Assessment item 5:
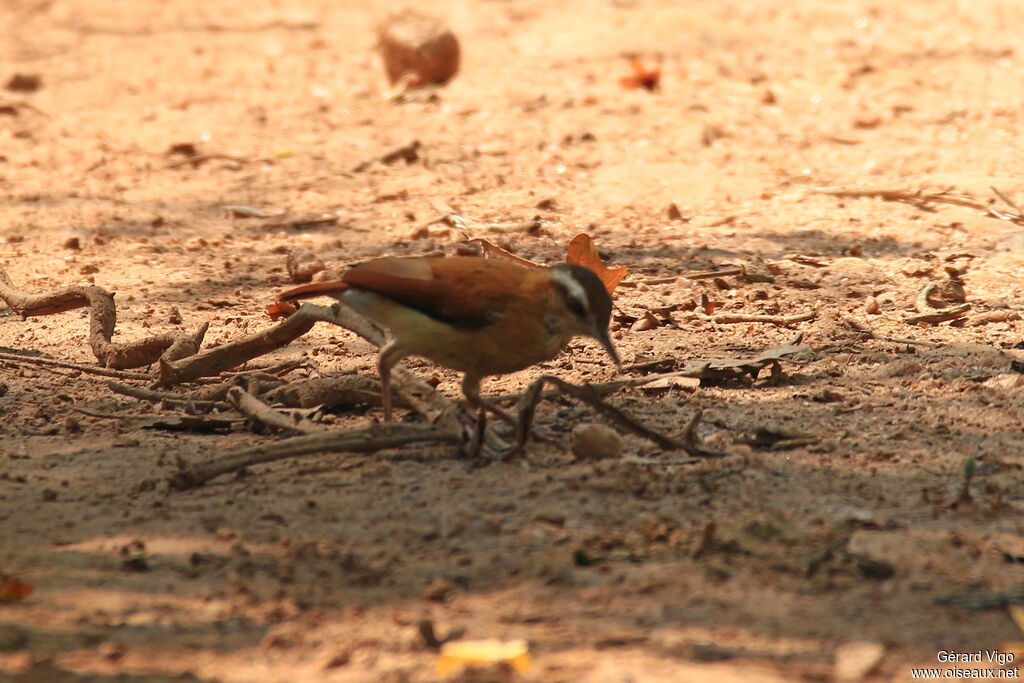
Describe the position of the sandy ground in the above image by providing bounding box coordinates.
[3,0,1024,680]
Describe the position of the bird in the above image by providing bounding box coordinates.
[275,255,619,423]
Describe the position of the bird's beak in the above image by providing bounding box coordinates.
[596,329,621,370]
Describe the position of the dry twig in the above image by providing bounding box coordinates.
[0,352,152,380]
[816,185,1024,227]
[0,267,208,369]
[107,380,229,412]
[695,310,816,325]
[169,423,461,489]
[226,386,323,434]
[843,318,942,348]
[263,375,384,408]
[511,375,723,457]
[154,304,333,386]
[679,267,745,281]
[967,310,1021,326]
[589,334,810,389]
[903,283,969,325]
[462,238,543,267]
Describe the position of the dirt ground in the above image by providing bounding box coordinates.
[3,0,1024,681]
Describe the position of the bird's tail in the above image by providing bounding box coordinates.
[266,280,349,319]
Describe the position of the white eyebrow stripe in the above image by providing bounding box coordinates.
[551,268,589,312]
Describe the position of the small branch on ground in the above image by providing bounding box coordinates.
[843,318,942,348]
[903,283,969,325]
[455,215,543,234]
[0,266,208,369]
[935,590,1024,611]
[677,267,745,281]
[967,310,1020,326]
[616,276,679,288]
[0,352,152,380]
[815,185,1024,227]
[166,152,249,170]
[169,423,461,489]
[155,303,332,386]
[71,406,239,432]
[602,334,809,388]
[226,386,323,434]
[190,373,287,402]
[220,359,306,378]
[695,310,816,325]
[460,238,544,267]
[107,380,229,412]
[263,375,384,408]
[512,375,723,457]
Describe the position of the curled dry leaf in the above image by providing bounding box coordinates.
[630,311,660,332]
[0,576,33,602]
[566,234,628,295]
[619,59,661,91]
[266,300,299,320]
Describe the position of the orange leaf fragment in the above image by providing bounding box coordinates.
[266,300,299,320]
[619,59,661,91]
[0,577,33,602]
[566,234,628,295]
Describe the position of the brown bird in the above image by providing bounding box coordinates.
[276,255,619,422]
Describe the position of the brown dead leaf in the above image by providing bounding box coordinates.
[566,234,627,295]
[266,300,299,320]
[0,576,33,602]
[630,311,660,332]
[619,60,661,91]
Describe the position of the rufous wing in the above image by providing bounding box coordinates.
[342,256,528,328]
[276,280,349,301]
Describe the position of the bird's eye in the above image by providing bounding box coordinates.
[567,296,587,318]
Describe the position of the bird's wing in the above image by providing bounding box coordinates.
[276,280,349,300]
[342,256,526,328]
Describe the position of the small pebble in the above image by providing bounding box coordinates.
[571,423,623,460]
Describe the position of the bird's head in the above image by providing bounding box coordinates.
[546,264,620,367]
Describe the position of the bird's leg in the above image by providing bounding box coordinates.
[462,374,559,453]
[460,374,517,427]
[509,376,547,456]
[377,341,404,422]
[464,407,487,459]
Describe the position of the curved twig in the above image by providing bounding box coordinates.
[169,423,461,489]
[0,267,208,369]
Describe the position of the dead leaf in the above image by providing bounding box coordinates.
[619,60,660,91]
[266,301,299,320]
[0,576,33,602]
[630,311,660,332]
[566,234,627,295]
[5,74,41,93]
